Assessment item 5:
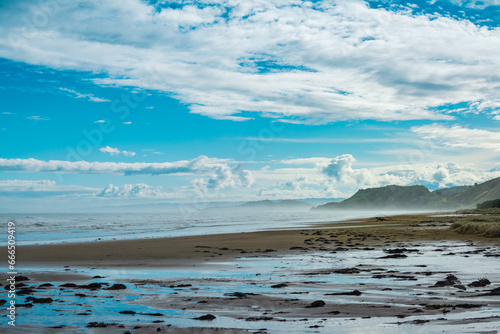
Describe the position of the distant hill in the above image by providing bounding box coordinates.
[238,199,313,210]
[314,176,500,211]
[433,185,471,197]
[448,177,500,206]
[314,185,458,210]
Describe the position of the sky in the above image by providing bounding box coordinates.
[0,0,499,212]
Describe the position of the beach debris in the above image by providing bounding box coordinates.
[106,283,127,290]
[325,290,362,296]
[468,278,491,287]
[194,314,216,321]
[305,300,326,308]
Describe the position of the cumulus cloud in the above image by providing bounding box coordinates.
[318,154,500,189]
[1,0,498,123]
[322,154,356,180]
[191,164,255,194]
[0,156,254,194]
[97,183,167,198]
[412,124,500,151]
[99,146,136,157]
[59,88,110,103]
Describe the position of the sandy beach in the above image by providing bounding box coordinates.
[3,211,500,333]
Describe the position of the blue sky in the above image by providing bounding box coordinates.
[0,0,499,212]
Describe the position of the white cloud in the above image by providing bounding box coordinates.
[59,88,110,103]
[123,121,132,125]
[94,120,106,123]
[0,179,98,196]
[281,157,332,166]
[99,146,136,157]
[26,115,48,121]
[97,183,169,198]
[0,156,254,193]
[0,179,56,189]
[1,0,498,123]
[412,124,500,151]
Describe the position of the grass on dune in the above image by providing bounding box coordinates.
[451,221,500,238]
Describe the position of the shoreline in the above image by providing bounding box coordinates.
[18,211,500,268]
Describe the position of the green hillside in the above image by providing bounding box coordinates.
[315,185,458,210]
[314,176,500,211]
[448,177,500,206]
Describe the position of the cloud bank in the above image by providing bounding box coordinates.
[0,156,254,193]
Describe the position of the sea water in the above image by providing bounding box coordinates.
[0,209,426,246]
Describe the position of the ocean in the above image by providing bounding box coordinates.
[0,209,422,246]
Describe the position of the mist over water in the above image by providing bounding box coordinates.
[0,208,428,246]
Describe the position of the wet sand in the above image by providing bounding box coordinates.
[3,211,500,333]
[18,213,500,267]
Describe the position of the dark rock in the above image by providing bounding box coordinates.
[0,299,6,306]
[332,268,360,274]
[384,248,419,254]
[271,283,288,289]
[455,304,484,309]
[87,322,117,328]
[119,310,136,315]
[169,284,192,288]
[143,313,163,316]
[17,288,36,296]
[326,290,362,296]
[60,283,78,288]
[380,254,408,259]
[224,292,259,298]
[26,297,53,304]
[15,276,30,282]
[468,278,491,287]
[245,316,274,321]
[305,300,326,308]
[17,303,33,308]
[106,284,126,290]
[38,283,54,288]
[81,283,103,290]
[194,314,216,321]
